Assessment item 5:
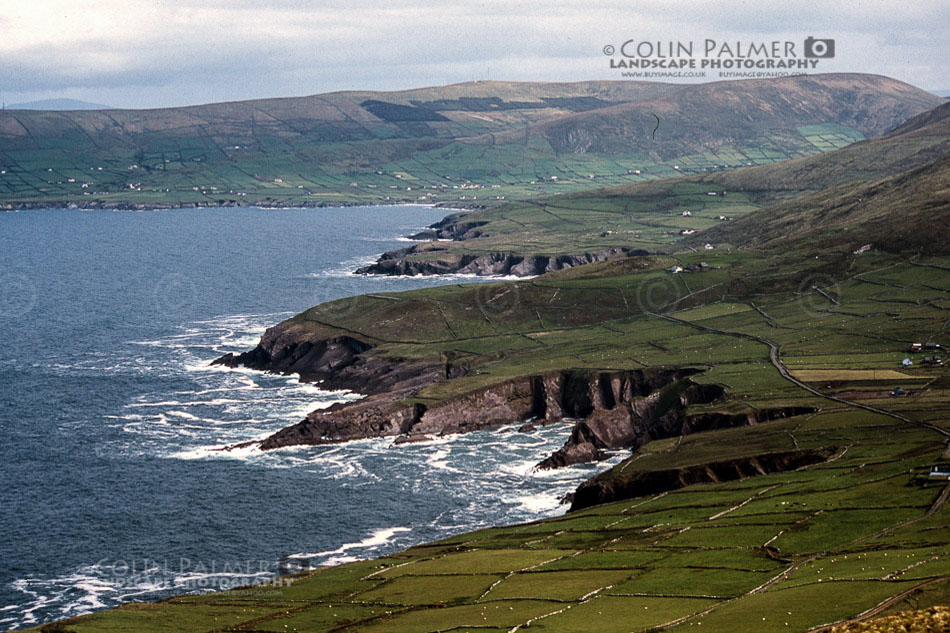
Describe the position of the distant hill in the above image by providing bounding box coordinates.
[683,99,950,199]
[490,74,940,156]
[345,99,950,277]
[5,98,114,111]
[0,74,942,208]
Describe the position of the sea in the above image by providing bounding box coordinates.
[0,205,623,630]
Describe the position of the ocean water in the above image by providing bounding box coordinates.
[0,206,623,630]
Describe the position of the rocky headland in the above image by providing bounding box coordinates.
[213,320,819,483]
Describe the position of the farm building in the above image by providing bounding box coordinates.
[929,465,950,480]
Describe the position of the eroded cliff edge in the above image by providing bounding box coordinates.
[213,322,817,475]
[351,208,649,276]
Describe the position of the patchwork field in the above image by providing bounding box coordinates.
[359,101,950,270]
[789,370,921,382]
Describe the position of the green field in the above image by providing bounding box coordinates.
[360,102,950,269]
[0,115,861,209]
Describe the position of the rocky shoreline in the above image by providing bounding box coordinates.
[212,323,709,463]
[353,206,651,276]
[212,320,819,491]
[256,367,713,459]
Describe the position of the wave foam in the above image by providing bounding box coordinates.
[288,527,412,565]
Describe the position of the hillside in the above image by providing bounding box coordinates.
[685,101,950,252]
[0,74,941,209]
[694,153,950,253]
[358,99,950,275]
[493,73,937,155]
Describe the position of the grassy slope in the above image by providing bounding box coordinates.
[26,249,950,633]
[696,154,950,254]
[0,74,940,208]
[380,101,950,264]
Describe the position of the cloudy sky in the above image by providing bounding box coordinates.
[1,0,947,109]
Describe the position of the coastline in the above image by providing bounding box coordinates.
[0,199,486,212]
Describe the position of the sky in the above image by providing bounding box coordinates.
[1,0,947,109]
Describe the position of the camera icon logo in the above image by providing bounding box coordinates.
[804,37,835,58]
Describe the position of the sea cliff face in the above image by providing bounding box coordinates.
[214,319,820,482]
[352,198,653,276]
[257,367,708,453]
[539,402,819,470]
[213,325,439,395]
[214,321,713,457]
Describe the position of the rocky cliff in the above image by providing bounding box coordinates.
[212,324,440,396]
[256,367,707,450]
[213,321,816,477]
[539,400,818,470]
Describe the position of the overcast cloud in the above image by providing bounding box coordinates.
[0,0,947,108]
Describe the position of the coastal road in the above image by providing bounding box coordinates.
[648,311,950,442]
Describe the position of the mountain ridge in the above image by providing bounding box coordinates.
[0,73,941,209]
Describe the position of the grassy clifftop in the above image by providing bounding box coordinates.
[23,147,950,631]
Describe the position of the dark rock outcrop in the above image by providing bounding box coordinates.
[569,447,837,512]
[212,324,439,396]
[408,217,489,241]
[355,247,648,277]
[537,397,817,470]
[253,367,705,451]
